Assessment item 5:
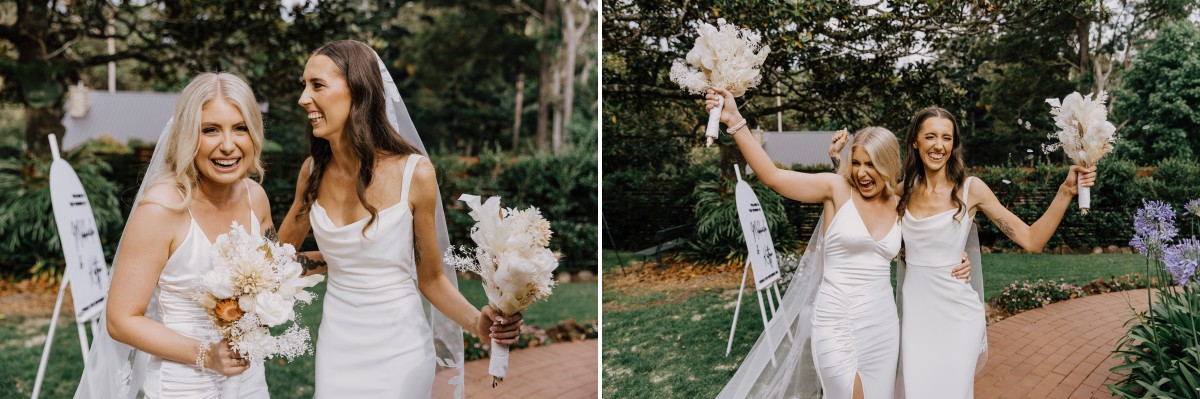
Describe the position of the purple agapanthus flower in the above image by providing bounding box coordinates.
[1163,237,1200,285]
[1186,198,1200,217]
[1130,200,1178,258]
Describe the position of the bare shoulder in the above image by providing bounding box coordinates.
[373,153,412,180]
[967,175,993,195]
[131,183,188,223]
[965,176,996,209]
[245,178,271,216]
[408,156,438,204]
[820,172,852,198]
[138,184,184,209]
[299,156,314,177]
[410,155,436,182]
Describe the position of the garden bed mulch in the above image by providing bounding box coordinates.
[0,278,71,320]
[602,259,747,312]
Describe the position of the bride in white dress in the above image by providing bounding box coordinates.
[75,72,271,398]
[277,40,523,398]
[895,107,1096,398]
[706,89,970,398]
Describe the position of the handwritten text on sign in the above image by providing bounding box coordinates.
[734,174,780,290]
[50,158,109,322]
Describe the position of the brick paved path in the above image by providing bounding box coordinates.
[975,289,1152,399]
[431,339,598,398]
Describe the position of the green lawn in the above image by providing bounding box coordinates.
[976,253,1146,298]
[0,280,596,398]
[602,253,1149,398]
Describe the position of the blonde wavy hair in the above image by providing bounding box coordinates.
[836,126,901,198]
[141,72,265,211]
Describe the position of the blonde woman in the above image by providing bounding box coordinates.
[707,88,970,399]
[75,72,271,398]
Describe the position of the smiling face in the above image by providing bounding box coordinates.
[193,99,254,185]
[914,117,956,173]
[299,54,352,140]
[850,146,885,199]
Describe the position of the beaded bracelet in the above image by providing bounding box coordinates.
[726,119,747,134]
[195,340,210,371]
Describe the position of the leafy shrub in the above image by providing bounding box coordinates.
[0,141,123,279]
[1081,273,1149,295]
[683,174,799,264]
[432,144,597,273]
[990,279,1083,313]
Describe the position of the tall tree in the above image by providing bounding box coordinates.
[0,0,344,154]
[1115,20,1200,162]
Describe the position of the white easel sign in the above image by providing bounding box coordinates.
[735,171,780,289]
[49,139,109,321]
[725,165,790,363]
[32,134,110,399]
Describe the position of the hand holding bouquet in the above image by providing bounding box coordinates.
[444,194,558,388]
[1042,91,1117,214]
[669,18,770,147]
[195,222,324,398]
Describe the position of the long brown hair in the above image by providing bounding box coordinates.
[296,40,422,233]
[897,107,968,221]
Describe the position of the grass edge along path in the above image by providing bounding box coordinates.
[0,280,597,399]
[601,252,1145,398]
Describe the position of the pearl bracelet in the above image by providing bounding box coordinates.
[195,340,209,371]
[726,119,747,134]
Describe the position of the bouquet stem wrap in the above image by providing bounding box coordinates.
[488,308,510,388]
[1078,174,1091,214]
[705,96,724,146]
[447,194,558,388]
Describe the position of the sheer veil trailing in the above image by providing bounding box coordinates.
[369,48,466,397]
[74,120,173,399]
[716,216,826,399]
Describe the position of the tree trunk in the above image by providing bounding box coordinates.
[512,74,525,151]
[535,0,559,152]
[1077,18,1090,75]
[551,58,564,154]
[26,106,66,155]
[557,0,591,154]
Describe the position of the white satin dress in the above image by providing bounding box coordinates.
[311,155,437,398]
[900,177,987,398]
[144,180,269,398]
[811,198,901,399]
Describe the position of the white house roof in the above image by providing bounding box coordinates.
[60,90,269,150]
[60,91,179,150]
[761,131,843,168]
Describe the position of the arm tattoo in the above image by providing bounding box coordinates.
[830,156,841,170]
[996,218,1017,239]
[298,253,327,271]
[413,233,422,264]
[263,226,278,242]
